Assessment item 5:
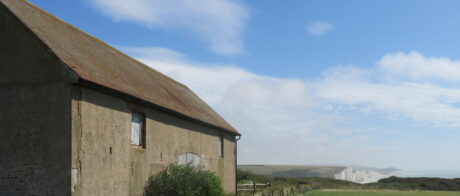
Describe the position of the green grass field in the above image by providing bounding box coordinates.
[301,190,460,196]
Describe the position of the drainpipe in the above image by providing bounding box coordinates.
[235,135,241,195]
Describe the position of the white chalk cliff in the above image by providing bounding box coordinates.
[334,167,401,184]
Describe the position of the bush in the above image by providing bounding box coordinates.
[144,164,226,196]
[236,169,251,182]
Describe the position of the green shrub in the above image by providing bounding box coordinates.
[236,169,252,182]
[144,164,226,196]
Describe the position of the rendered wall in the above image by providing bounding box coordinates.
[71,87,237,196]
[0,3,73,195]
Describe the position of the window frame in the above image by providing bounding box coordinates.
[131,111,146,149]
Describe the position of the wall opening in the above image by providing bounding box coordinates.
[218,135,224,158]
[178,152,200,167]
[131,111,146,148]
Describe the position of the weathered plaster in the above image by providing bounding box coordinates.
[71,87,236,195]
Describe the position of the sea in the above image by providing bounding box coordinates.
[399,170,460,179]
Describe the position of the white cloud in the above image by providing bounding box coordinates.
[377,51,460,82]
[307,21,334,36]
[315,52,460,127]
[123,47,460,168]
[127,48,312,109]
[88,0,248,56]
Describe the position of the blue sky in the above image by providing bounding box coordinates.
[30,0,460,171]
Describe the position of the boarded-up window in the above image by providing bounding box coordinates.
[218,135,224,157]
[131,112,145,148]
[178,152,200,167]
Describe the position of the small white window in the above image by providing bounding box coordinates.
[218,135,224,157]
[178,152,200,167]
[131,112,145,148]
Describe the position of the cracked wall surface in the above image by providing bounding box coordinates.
[71,88,237,196]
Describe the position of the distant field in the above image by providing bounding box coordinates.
[238,165,345,178]
[301,190,460,196]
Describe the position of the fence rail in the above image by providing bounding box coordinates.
[237,182,271,193]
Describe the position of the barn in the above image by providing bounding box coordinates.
[0,0,241,195]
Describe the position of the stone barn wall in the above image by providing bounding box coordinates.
[71,87,236,196]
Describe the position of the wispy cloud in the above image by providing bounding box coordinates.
[307,21,334,36]
[316,73,460,127]
[378,51,460,82]
[314,52,460,127]
[88,0,249,56]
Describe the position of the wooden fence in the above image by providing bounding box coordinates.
[237,182,310,196]
[237,182,271,193]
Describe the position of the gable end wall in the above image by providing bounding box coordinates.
[0,3,73,195]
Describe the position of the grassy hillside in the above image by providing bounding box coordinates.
[238,165,345,178]
[367,176,460,191]
[237,169,362,195]
[237,169,460,195]
[301,190,460,196]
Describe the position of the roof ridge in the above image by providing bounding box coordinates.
[14,0,188,89]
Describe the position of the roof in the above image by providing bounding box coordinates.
[0,0,240,135]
